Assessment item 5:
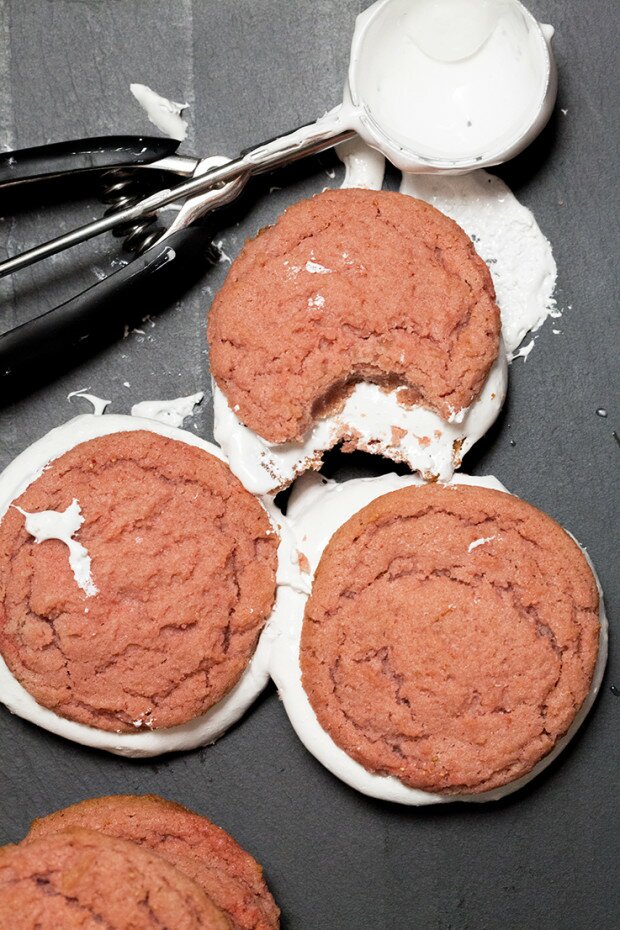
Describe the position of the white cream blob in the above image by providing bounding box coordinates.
[67,389,111,416]
[0,414,278,757]
[511,335,537,362]
[305,260,331,274]
[336,136,386,190]
[269,471,609,804]
[130,391,204,428]
[400,169,558,353]
[129,83,188,141]
[15,499,98,597]
[468,534,495,551]
[351,0,552,165]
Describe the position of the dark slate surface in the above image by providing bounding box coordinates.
[0,2,618,928]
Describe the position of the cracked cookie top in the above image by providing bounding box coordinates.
[29,795,280,930]
[208,188,500,443]
[0,430,277,733]
[300,483,600,795]
[0,828,230,930]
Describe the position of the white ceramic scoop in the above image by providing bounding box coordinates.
[346,0,556,171]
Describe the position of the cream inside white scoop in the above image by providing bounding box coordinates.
[348,0,554,167]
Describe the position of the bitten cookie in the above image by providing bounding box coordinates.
[0,427,277,734]
[209,187,500,443]
[28,795,279,930]
[300,482,601,795]
[0,828,230,929]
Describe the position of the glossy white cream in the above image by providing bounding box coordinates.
[213,346,507,495]
[336,135,386,190]
[269,471,609,804]
[0,414,280,757]
[351,0,552,165]
[130,391,204,427]
[15,499,98,597]
[67,389,111,415]
[130,83,188,141]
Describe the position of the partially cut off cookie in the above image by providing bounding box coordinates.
[0,828,230,930]
[28,795,279,930]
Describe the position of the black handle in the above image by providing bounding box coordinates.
[0,226,208,379]
[0,136,180,189]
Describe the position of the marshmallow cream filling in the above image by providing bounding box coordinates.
[213,348,507,496]
[0,414,282,758]
[129,83,189,142]
[269,471,609,805]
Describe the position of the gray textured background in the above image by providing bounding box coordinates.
[0,2,618,928]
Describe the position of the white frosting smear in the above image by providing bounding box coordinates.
[400,169,558,353]
[354,0,549,163]
[305,260,331,274]
[337,136,385,190]
[67,388,111,416]
[270,471,608,805]
[15,499,98,597]
[130,392,203,428]
[511,335,536,362]
[468,534,495,551]
[130,83,188,141]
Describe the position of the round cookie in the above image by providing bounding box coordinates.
[300,482,601,795]
[28,795,279,930]
[208,187,500,443]
[0,828,230,929]
[0,427,277,733]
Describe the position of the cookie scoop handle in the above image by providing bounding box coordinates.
[0,136,180,188]
[0,113,356,278]
[0,226,207,382]
[239,108,356,174]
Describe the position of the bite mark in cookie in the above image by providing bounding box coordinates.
[208,188,500,443]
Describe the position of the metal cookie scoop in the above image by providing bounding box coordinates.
[0,140,247,376]
[0,0,556,280]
